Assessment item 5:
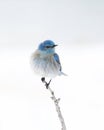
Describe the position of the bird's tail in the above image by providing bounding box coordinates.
[61,72,68,76]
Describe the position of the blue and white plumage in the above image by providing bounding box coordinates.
[31,40,66,78]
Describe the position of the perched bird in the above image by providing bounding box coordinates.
[31,40,66,88]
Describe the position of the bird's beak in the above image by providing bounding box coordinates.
[52,44,58,48]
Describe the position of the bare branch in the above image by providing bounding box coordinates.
[41,77,66,130]
[48,86,66,130]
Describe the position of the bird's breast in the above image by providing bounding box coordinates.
[31,50,60,77]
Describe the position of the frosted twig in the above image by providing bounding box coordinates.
[41,77,66,130]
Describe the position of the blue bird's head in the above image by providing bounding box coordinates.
[38,40,58,54]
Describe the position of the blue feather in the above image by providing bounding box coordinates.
[54,53,62,71]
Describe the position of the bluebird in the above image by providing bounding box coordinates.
[31,40,66,89]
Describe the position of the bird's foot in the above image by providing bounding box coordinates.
[41,77,45,83]
[41,77,52,89]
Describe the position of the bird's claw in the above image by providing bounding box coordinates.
[41,77,45,83]
[41,77,51,89]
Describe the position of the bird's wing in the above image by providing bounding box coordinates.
[53,53,62,71]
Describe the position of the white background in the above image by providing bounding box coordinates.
[0,0,104,130]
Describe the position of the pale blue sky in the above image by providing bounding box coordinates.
[0,0,104,50]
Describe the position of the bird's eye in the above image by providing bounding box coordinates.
[45,46,50,48]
